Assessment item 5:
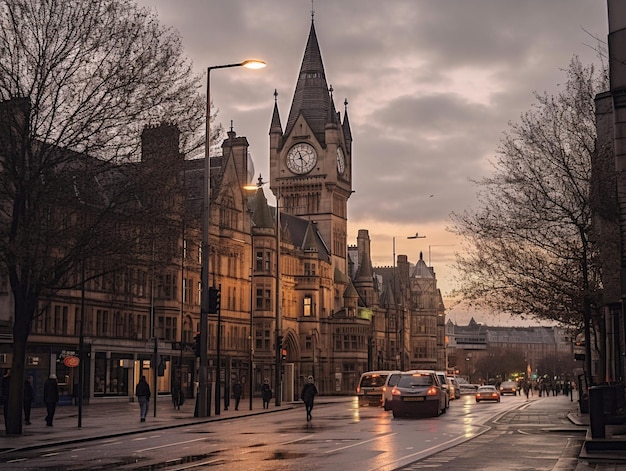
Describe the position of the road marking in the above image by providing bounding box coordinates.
[323,433,397,454]
[138,437,208,452]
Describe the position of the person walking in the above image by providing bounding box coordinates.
[23,377,33,425]
[135,375,151,422]
[301,375,318,422]
[43,373,59,426]
[172,380,184,410]
[261,379,272,409]
[233,380,242,411]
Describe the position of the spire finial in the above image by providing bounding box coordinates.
[274,89,278,102]
[230,120,234,132]
[311,0,315,22]
[344,98,349,111]
[329,84,334,99]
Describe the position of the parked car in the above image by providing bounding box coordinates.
[475,385,501,403]
[389,372,447,418]
[499,381,518,396]
[357,371,394,407]
[381,371,403,410]
[435,371,451,409]
[447,376,461,399]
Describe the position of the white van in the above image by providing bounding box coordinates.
[357,370,399,407]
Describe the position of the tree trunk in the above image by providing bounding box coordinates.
[6,291,37,435]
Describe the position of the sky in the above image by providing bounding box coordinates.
[136,0,609,326]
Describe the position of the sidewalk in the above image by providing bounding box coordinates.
[0,395,302,454]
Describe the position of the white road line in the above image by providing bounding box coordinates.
[323,433,397,454]
[137,437,207,452]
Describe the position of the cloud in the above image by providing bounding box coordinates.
[137,0,608,314]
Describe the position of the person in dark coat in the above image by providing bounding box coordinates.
[44,373,59,426]
[23,377,34,425]
[233,380,242,411]
[172,380,184,410]
[261,379,272,409]
[135,375,151,422]
[300,375,318,422]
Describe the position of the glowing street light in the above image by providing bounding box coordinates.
[198,59,266,418]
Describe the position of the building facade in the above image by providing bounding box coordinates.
[0,16,447,405]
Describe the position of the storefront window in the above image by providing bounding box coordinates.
[94,352,132,396]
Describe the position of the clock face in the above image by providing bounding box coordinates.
[336,147,345,174]
[286,143,317,174]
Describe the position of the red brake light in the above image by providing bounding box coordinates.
[427,387,438,396]
[392,388,401,396]
[356,386,360,393]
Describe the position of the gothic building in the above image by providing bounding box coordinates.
[0,16,446,404]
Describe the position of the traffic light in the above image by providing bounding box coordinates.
[194,332,201,357]
[208,287,221,314]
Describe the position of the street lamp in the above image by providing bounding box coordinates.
[246,175,282,406]
[392,233,426,370]
[198,59,266,418]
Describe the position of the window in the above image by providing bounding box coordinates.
[256,250,271,272]
[303,295,313,317]
[96,310,109,337]
[304,262,316,276]
[255,324,272,351]
[256,285,271,310]
[183,278,191,303]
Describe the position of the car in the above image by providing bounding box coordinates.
[499,381,518,396]
[435,371,451,409]
[475,385,501,402]
[381,371,403,410]
[357,371,395,407]
[389,372,447,418]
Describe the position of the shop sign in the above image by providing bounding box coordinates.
[63,356,80,368]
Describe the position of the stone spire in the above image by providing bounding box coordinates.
[284,19,331,146]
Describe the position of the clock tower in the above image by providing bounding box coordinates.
[269,17,353,274]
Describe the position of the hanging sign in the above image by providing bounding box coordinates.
[63,356,80,368]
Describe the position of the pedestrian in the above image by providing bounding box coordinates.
[172,380,184,410]
[233,380,242,411]
[1,369,10,422]
[23,377,33,425]
[301,375,318,422]
[135,375,151,422]
[261,379,272,409]
[44,373,59,426]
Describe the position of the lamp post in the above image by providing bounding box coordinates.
[198,59,266,418]
[392,233,425,370]
[428,244,454,266]
[274,187,282,406]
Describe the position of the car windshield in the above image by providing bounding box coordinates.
[478,386,495,392]
[397,375,433,388]
[360,375,387,387]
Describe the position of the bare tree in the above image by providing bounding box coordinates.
[449,58,607,387]
[0,0,207,435]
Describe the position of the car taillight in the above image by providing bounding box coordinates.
[492,393,498,397]
[392,388,401,396]
[427,387,438,396]
[356,386,360,393]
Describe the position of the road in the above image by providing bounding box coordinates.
[0,394,582,470]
